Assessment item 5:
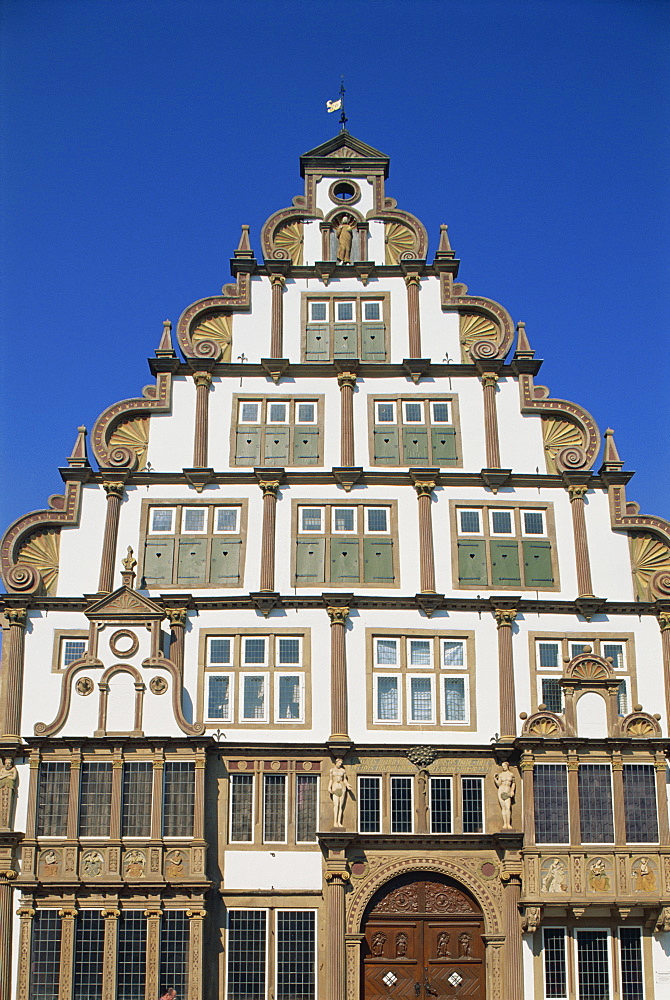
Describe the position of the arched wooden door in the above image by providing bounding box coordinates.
[361,875,485,999]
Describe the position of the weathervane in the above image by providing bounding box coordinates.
[326,77,348,131]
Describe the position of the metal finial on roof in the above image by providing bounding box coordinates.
[339,77,348,131]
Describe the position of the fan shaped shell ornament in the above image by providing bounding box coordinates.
[108,418,149,473]
[459,313,500,362]
[523,713,563,737]
[567,654,613,681]
[384,222,416,264]
[14,529,60,595]
[629,533,670,601]
[541,418,587,475]
[273,220,304,265]
[190,312,232,362]
[621,713,661,738]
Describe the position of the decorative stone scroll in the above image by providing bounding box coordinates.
[521,712,565,737]
[440,277,516,361]
[91,372,172,470]
[176,273,251,359]
[618,712,662,738]
[518,378,600,472]
[629,534,670,601]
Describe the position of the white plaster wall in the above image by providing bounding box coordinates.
[283,277,305,362]
[652,931,670,992]
[301,219,322,267]
[497,380,547,473]
[449,377,488,470]
[419,279,462,363]
[224,850,322,890]
[230,276,271,363]
[21,611,83,736]
[145,377,195,471]
[387,275,410,362]
[585,491,635,601]
[367,219,385,264]
[57,486,107,595]
[522,936,536,1000]
[314,175,375,221]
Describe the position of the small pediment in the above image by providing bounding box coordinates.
[300,131,389,177]
[85,586,166,622]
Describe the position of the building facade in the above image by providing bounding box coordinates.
[2,130,670,1000]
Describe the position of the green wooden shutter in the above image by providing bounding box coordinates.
[295,538,325,584]
[523,539,554,587]
[490,539,522,586]
[457,539,487,585]
[333,324,357,359]
[402,427,429,464]
[363,537,395,584]
[373,428,400,464]
[361,323,386,361]
[235,427,261,465]
[143,539,174,586]
[263,426,290,464]
[210,538,242,585]
[430,426,458,466]
[292,427,320,465]
[330,538,360,583]
[305,325,330,361]
[177,538,207,586]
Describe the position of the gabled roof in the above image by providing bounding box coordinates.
[85,586,166,621]
[300,131,390,178]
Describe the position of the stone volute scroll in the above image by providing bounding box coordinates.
[328,757,352,828]
[493,761,516,830]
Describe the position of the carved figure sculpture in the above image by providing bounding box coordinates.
[82,851,103,877]
[493,761,515,829]
[166,851,184,879]
[122,546,137,572]
[124,850,145,877]
[371,932,386,957]
[395,933,408,957]
[588,859,610,892]
[335,215,356,263]
[634,857,656,891]
[328,758,352,828]
[0,757,18,829]
[41,850,59,876]
[459,932,472,958]
[436,932,450,957]
[542,859,567,893]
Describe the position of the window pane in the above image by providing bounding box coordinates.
[243,676,266,719]
[603,643,625,669]
[37,762,71,837]
[296,775,318,843]
[300,508,322,532]
[150,508,174,532]
[624,765,658,843]
[79,762,112,837]
[404,402,423,423]
[278,638,301,664]
[122,762,152,838]
[163,762,195,838]
[359,776,381,833]
[277,911,316,1000]
[491,510,513,535]
[230,774,253,842]
[576,930,609,1000]
[538,642,560,668]
[534,765,569,844]
[278,676,301,720]
[430,777,452,834]
[336,301,353,321]
[523,510,545,534]
[459,510,481,534]
[268,402,288,423]
[431,402,450,423]
[366,508,388,532]
[208,676,230,720]
[227,911,266,1000]
[74,911,104,1000]
[443,678,466,721]
[117,911,146,1000]
[244,638,266,664]
[376,677,399,721]
[310,302,327,322]
[462,778,483,833]
[264,774,286,842]
[375,638,398,665]
[391,777,413,833]
[543,928,567,999]
[618,680,628,715]
[216,507,239,532]
[409,639,431,666]
[620,927,644,1000]
[182,508,206,532]
[296,402,315,423]
[30,911,61,1000]
[363,301,381,321]
[579,765,614,843]
[333,508,355,532]
[159,912,189,999]
[410,677,433,722]
[240,401,260,422]
[376,402,395,423]
[443,640,465,667]
[209,637,231,664]
[541,678,563,713]
[62,640,86,665]
[571,642,592,659]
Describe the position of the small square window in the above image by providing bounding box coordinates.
[541,677,563,713]
[299,508,323,533]
[276,675,302,721]
[207,676,231,721]
[431,401,451,423]
[267,401,288,424]
[278,637,301,665]
[309,301,328,323]
[443,676,467,722]
[149,508,175,533]
[214,507,240,533]
[458,510,482,535]
[490,510,513,535]
[403,401,424,424]
[242,675,267,720]
[239,401,260,423]
[296,402,316,424]
[375,401,396,424]
[408,639,432,667]
[522,510,545,535]
[332,507,356,533]
[537,641,561,669]
[375,638,398,665]
[62,639,86,667]
[366,508,389,533]
[442,640,465,668]
[363,301,381,321]
[243,638,267,665]
[208,637,232,665]
[182,507,207,533]
[570,641,593,660]
[375,675,400,722]
[603,643,625,669]
[335,301,354,322]
[409,676,434,723]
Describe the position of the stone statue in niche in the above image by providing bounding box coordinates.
[395,933,408,957]
[588,859,610,892]
[542,859,568,893]
[124,850,146,878]
[328,758,352,828]
[458,933,473,958]
[81,851,103,877]
[371,932,386,957]
[493,761,515,829]
[436,932,450,957]
[166,851,184,879]
[334,215,356,263]
[0,757,18,829]
[634,857,656,892]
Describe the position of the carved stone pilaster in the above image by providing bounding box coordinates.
[325,870,350,1000]
[337,371,357,467]
[58,907,78,1000]
[480,371,501,468]
[257,478,281,592]
[412,479,436,593]
[192,371,213,468]
[404,272,422,357]
[657,610,670,734]
[1,606,27,742]
[101,908,121,1000]
[16,905,36,1000]
[326,602,351,741]
[493,606,517,737]
[144,909,162,1000]
[270,273,286,357]
[187,909,206,1000]
[99,481,125,593]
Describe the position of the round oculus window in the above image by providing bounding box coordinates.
[328,179,361,206]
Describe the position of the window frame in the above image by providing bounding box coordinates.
[232,394,324,468]
[528,633,637,714]
[302,292,390,363]
[370,394,461,468]
[358,775,382,834]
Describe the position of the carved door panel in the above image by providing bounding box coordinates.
[363,919,421,1000]
[424,920,485,998]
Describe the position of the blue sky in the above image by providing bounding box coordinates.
[1,0,669,531]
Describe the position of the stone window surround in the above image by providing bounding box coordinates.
[367,393,463,468]
[225,759,321,848]
[230,393,325,468]
[300,291,390,363]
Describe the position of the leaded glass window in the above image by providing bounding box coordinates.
[624,764,658,843]
[37,762,70,837]
[296,775,317,843]
[117,911,146,1000]
[576,930,609,1000]
[73,911,104,1000]
[263,774,286,842]
[29,911,61,1000]
[359,776,381,833]
[579,765,614,843]
[230,773,253,842]
[122,761,152,838]
[462,777,483,833]
[620,927,644,1000]
[227,910,267,1000]
[163,761,195,838]
[390,776,412,833]
[430,777,452,834]
[276,911,316,1000]
[79,761,112,837]
[159,912,189,998]
[534,764,569,844]
[542,927,567,999]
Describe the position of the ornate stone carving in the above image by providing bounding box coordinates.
[521,907,542,933]
[406,746,439,768]
[189,312,232,362]
[588,858,611,892]
[81,851,104,877]
[542,417,587,475]
[165,850,186,879]
[480,372,499,390]
[328,758,352,828]
[259,480,281,498]
[385,222,416,264]
[0,757,18,829]
[149,676,168,694]
[75,677,94,696]
[336,371,357,390]
[108,417,149,472]
[459,313,500,363]
[522,713,563,737]
[541,859,568,894]
[493,762,515,829]
[493,608,517,629]
[40,849,60,877]
[620,712,661,737]
[192,371,213,390]
[412,481,436,498]
[123,850,146,878]
[566,653,613,681]
[327,606,349,625]
[656,907,670,932]
[632,857,657,892]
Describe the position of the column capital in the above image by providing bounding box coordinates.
[186,908,207,919]
[567,483,589,502]
[480,372,499,389]
[101,908,121,919]
[403,272,421,289]
[58,907,78,919]
[270,272,286,288]
[17,907,36,919]
[103,481,125,500]
[337,371,357,390]
[259,480,281,497]
[412,480,436,498]
[192,371,213,389]
[325,870,351,884]
[167,607,189,628]
[327,606,349,626]
[4,608,27,629]
[493,608,517,628]
[144,909,162,919]
[658,611,670,632]
[519,758,534,772]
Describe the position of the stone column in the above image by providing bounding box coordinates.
[168,609,188,675]
[16,904,36,1000]
[25,750,40,840]
[345,934,365,1000]
[520,753,535,847]
[192,371,213,469]
[101,908,121,1000]
[66,754,81,841]
[655,752,670,845]
[270,273,286,358]
[0,882,15,1000]
[503,876,524,1000]
[413,479,436,593]
[567,756,581,844]
[325,871,349,1000]
[611,752,626,844]
[144,909,162,1000]
[58,906,78,1000]
[337,372,357,468]
[194,751,206,841]
[187,908,206,1000]
[567,484,594,596]
[258,479,280,592]
[494,608,517,738]
[327,605,350,742]
[150,754,164,841]
[99,481,125,593]
[658,611,670,734]
[110,755,123,840]
[404,273,422,357]
[480,372,501,468]
[1,607,27,741]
